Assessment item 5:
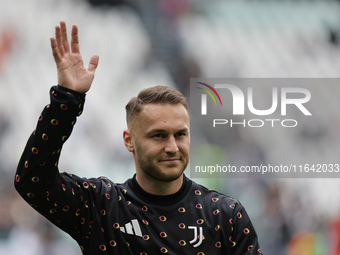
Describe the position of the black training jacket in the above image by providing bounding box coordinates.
[15,85,262,255]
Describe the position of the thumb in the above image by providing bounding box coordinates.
[88,55,99,73]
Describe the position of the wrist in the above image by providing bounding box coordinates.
[57,85,86,97]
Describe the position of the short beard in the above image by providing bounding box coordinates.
[135,143,187,183]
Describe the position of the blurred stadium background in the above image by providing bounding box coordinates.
[1,0,340,254]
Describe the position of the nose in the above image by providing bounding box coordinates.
[164,136,179,153]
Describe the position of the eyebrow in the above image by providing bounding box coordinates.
[147,128,189,134]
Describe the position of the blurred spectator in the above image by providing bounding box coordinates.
[328,216,340,255]
[87,0,128,7]
[0,28,14,74]
[131,0,198,96]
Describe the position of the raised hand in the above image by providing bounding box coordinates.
[50,21,99,93]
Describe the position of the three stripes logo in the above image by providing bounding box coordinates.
[120,219,143,238]
[196,82,223,115]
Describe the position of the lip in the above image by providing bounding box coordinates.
[160,158,180,162]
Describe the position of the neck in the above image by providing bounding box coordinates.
[135,173,184,196]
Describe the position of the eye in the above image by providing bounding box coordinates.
[152,133,166,138]
[175,132,186,138]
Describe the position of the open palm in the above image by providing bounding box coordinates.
[50,21,99,93]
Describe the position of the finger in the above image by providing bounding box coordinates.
[55,25,65,57]
[50,37,61,63]
[60,21,70,53]
[87,55,99,73]
[71,24,80,53]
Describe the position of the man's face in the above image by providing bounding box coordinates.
[128,103,190,183]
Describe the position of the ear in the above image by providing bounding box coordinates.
[123,129,134,152]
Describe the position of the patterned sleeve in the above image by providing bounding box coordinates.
[230,202,262,254]
[14,85,103,242]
